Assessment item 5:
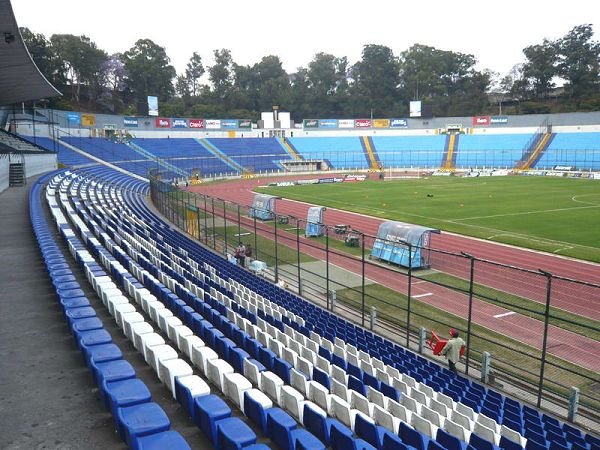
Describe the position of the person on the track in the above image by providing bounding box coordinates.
[441,328,465,373]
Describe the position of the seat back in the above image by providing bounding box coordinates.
[290,368,308,395]
[444,418,468,442]
[373,404,399,434]
[473,422,499,446]
[280,385,305,422]
[303,402,330,445]
[437,428,463,450]
[471,433,495,450]
[367,386,387,408]
[308,380,331,413]
[412,413,436,439]
[331,395,355,429]
[350,390,371,416]
[354,412,379,448]
[400,422,426,450]
[388,398,410,422]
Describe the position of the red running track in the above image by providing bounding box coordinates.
[187,176,600,371]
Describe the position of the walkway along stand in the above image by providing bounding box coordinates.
[371,221,439,268]
[305,206,326,237]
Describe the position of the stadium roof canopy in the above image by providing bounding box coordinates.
[0,0,61,105]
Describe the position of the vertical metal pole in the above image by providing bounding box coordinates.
[223,200,228,255]
[274,214,279,283]
[406,242,413,347]
[296,218,302,295]
[465,254,475,375]
[568,387,580,422]
[237,204,241,241]
[253,214,258,261]
[211,198,216,249]
[326,226,330,309]
[537,271,553,408]
[361,233,366,327]
[203,196,208,244]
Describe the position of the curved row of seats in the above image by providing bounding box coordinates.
[55,164,596,450]
[32,172,192,449]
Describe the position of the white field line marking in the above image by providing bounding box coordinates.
[234,232,251,237]
[412,293,433,298]
[412,280,428,284]
[493,311,516,318]
[453,204,600,222]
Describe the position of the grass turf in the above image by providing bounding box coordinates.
[256,176,600,262]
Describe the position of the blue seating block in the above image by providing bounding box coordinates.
[303,403,334,445]
[92,359,136,389]
[355,412,393,449]
[216,417,257,450]
[104,378,152,417]
[193,394,231,445]
[244,390,271,433]
[133,430,191,450]
[294,428,327,450]
[267,408,298,450]
[401,422,430,450]
[382,433,409,450]
[116,402,170,446]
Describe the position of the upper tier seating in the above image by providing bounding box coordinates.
[287,137,368,169]
[371,136,447,168]
[536,132,600,170]
[62,137,147,163]
[207,138,292,172]
[20,135,95,166]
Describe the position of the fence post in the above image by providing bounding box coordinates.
[406,242,413,347]
[203,196,208,244]
[361,233,366,328]
[329,289,336,310]
[274,214,279,283]
[296,218,302,296]
[237,204,241,241]
[211,198,216,249]
[253,214,258,261]
[418,327,427,354]
[370,306,377,330]
[537,270,553,408]
[325,226,330,310]
[568,387,580,422]
[462,252,475,376]
[223,200,228,255]
[481,351,492,383]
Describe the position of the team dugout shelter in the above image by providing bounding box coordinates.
[371,221,440,269]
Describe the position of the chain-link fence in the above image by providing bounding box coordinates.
[149,169,600,426]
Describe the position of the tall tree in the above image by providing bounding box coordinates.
[209,49,234,101]
[254,55,290,111]
[555,24,600,102]
[20,27,65,88]
[306,52,349,116]
[175,74,191,98]
[99,53,127,112]
[521,39,557,99]
[185,52,204,97]
[122,39,176,104]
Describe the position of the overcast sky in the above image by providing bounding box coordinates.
[13,0,599,81]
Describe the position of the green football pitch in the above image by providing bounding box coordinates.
[256,176,600,262]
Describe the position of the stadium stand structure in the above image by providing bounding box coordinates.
[288,136,369,169]
[456,134,532,169]
[207,138,293,172]
[20,135,95,166]
[370,135,447,168]
[276,137,302,161]
[441,135,459,170]
[198,138,244,173]
[360,136,382,171]
[31,162,598,450]
[536,132,600,170]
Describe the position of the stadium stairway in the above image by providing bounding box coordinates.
[517,133,555,170]
[196,139,243,173]
[49,166,599,450]
[441,135,459,170]
[361,136,381,171]
[276,137,302,161]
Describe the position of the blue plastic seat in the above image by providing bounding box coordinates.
[216,417,257,450]
[437,428,467,450]
[116,402,170,447]
[132,429,191,450]
[84,343,123,367]
[470,433,497,450]
[401,422,430,450]
[382,433,409,450]
[104,378,152,417]
[295,428,327,450]
[193,394,231,445]
[525,439,547,450]
[354,412,393,449]
[312,367,331,390]
[92,359,136,389]
[499,436,524,450]
[243,390,271,433]
[267,408,298,450]
[348,375,366,396]
[78,328,112,351]
[303,403,335,445]
[330,420,376,450]
[273,357,293,384]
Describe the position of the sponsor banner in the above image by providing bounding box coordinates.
[238,119,252,129]
[156,118,171,128]
[67,112,80,124]
[319,177,336,183]
[490,116,508,124]
[147,96,158,116]
[206,119,221,129]
[390,118,408,128]
[297,179,319,185]
[410,100,422,117]
[172,118,187,128]
[446,123,463,129]
[275,181,296,187]
[104,124,116,130]
[354,119,372,128]
[221,119,238,129]
[343,175,367,182]
[123,117,138,127]
[303,119,319,128]
[319,119,338,128]
[81,114,96,127]
[373,119,390,128]
[338,119,354,128]
[472,116,490,126]
[189,119,205,129]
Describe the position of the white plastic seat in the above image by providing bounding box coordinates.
[131,322,154,351]
[296,356,313,378]
[429,398,450,419]
[177,374,211,403]
[315,355,331,374]
[418,383,435,399]
[243,358,263,387]
[330,378,349,402]
[500,425,527,448]
[308,380,331,413]
[375,369,391,385]
[387,398,411,423]
[409,387,429,407]
[393,377,409,395]
[290,368,308,395]
[102,288,124,306]
[350,390,372,417]
[164,316,183,341]
[243,388,273,415]
[473,422,500,446]
[421,405,444,428]
[141,333,165,361]
[192,346,218,375]
[146,300,166,322]
[412,413,437,439]
[174,325,193,351]
[282,347,298,367]
[268,339,283,357]
[373,404,400,434]
[122,312,145,339]
[156,308,174,331]
[300,347,316,365]
[445,418,470,442]
[402,374,417,389]
[207,359,234,391]
[331,365,347,385]
[435,392,455,410]
[260,371,284,404]
[330,395,358,430]
[223,372,252,409]
[477,414,499,434]
[386,366,401,379]
[280,385,306,422]
[181,335,205,359]
[148,344,178,374]
[451,409,474,431]
[113,303,135,327]
[456,402,476,421]
[367,386,388,409]
[347,353,359,367]
[371,358,385,372]
[401,394,420,415]
[158,358,193,397]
